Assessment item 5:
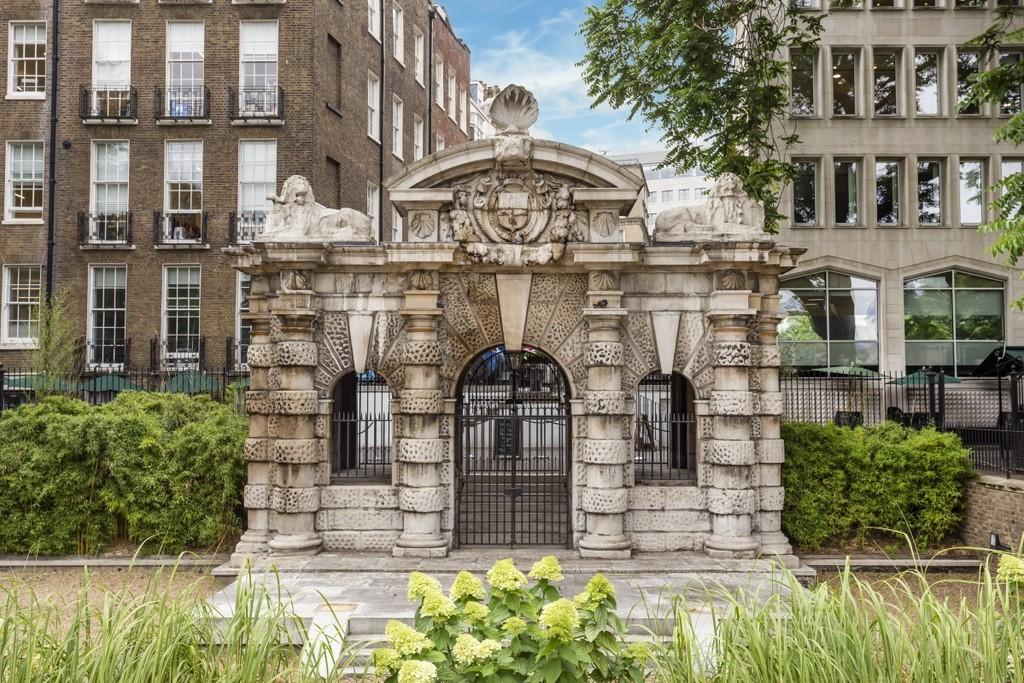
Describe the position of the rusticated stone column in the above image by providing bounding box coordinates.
[703,296,760,559]
[752,285,793,560]
[266,280,323,557]
[393,272,448,557]
[578,272,632,559]
[231,286,274,567]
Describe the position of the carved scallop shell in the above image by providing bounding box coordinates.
[718,270,747,290]
[490,84,539,134]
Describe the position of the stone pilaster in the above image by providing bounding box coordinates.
[231,294,274,567]
[393,276,448,557]
[266,289,323,557]
[703,292,760,559]
[753,288,793,559]
[578,273,632,559]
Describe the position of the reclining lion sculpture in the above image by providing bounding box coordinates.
[653,173,766,241]
[259,175,375,242]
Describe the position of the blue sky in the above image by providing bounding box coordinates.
[439,0,664,155]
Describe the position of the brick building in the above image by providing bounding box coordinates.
[0,0,470,371]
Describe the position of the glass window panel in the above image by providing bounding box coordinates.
[834,160,859,224]
[832,50,857,115]
[783,272,827,289]
[1000,52,1023,115]
[953,271,1001,288]
[238,140,276,213]
[828,289,878,341]
[793,161,817,224]
[958,160,984,225]
[873,51,898,115]
[917,160,942,224]
[876,160,900,225]
[955,289,1003,340]
[957,51,980,115]
[11,22,46,94]
[957,342,1000,370]
[829,341,880,368]
[93,21,131,88]
[790,50,816,116]
[6,141,45,221]
[779,289,828,341]
[829,272,877,289]
[872,0,897,8]
[3,266,41,342]
[915,51,940,115]
[905,341,954,368]
[781,341,828,368]
[904,288,953,339]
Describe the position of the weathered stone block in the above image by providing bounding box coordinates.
[580,439,630,465]
[627,487,664,510]
[243,484,271,508]
[665,487,707,510]
[702,440,757,466]
[316,508,402,531]
[756,439,785,463]
[583,391,629,416]
[712,341,752,367]
[271,391,320,415]
[751,345,781,368]
[273,439,322,464]
[584,342,624,367]
[246,344,274,369]
[270,486,320,513]
[400,389,443,414]
[581,488,628,514]
[707,488,758,515]
[246,391,272,415]
[274,341,318,366]
[629,531,707,552]
[627,510,711,532]
[320,486,400,509]
[399,486,446,512]
[321,530,401,552]
[760,486,786,511]
[396,438,446,463]
[711,464,752,489]
[753,392,784,416]
[709,391,753,416]
[403,341,443,366]
[244,438,273,462]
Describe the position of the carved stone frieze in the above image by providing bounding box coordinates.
[712,341,752,367]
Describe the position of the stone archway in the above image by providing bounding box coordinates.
[454,345,572,548]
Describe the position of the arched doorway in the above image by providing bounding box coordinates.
[455,346,571,548]
[330,370,392,481]
[634,371,696,481]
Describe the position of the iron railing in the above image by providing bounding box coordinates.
[331,371,393,480]
[229,211,267,244]
[153,211,208,245]
[634,372,697,482]
[84,339,131,369]
[81,86,138,120]
[228,86,283,120]
[150,336,206,372]
[155,85,211,121]
[78,211,132,245]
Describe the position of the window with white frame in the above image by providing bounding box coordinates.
[8,21,46,97]
[367,71,380,140]
[92,21,131,117]
[831,48,858,116]
[414,29,425,85]
[90,141,129,242]
[236,272,251,369]
[163,265,200,363]
[876,159,902,225]
[368,0,381,40]
[88,265,126,367]
[239,21,278,116]
[873,49,899,116]
[392,206,402,242]
[914,49,941,115]
[393,3,404,64]
[237,140,276,242]
[5,141,44,223]
[166,22,204,117]
[957,49,981,115]
[163,141,203,242]
[435,58,444,106]
[834,159,860,225]
[1,265,40,345]
[916,159,942,225]
[460,88,467,132]
[789,48,815,116]
[959,160,985,226]
[413,115,424,160]
[392,95,404,159]
[448,72,456,118]
[366,182,379,236]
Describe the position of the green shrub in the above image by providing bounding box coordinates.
[0,393,246,555]
[782,421,972,549]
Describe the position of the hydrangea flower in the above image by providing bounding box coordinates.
[449,570,486,601]
[463,600,489,622]
[501,616,528,637]
[625,641,652,662]
[527,555,564,582]
[998,554,1024,585]
[487,559,527,592]
[372,647,401,676]
[385,620,433,656]
[452,633,503,666]
[477,638,502,660]
[407,572,443,602]
[397,660,437,683]
[574,573,616,609]
[420,590,456,619]
[539,598,579,642]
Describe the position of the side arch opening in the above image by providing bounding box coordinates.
[330,370,393,481]
[634,371,696,481]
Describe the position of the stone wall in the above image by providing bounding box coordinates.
[625,486,710,552]
[962,475,1024,550]
[317,485,403,552]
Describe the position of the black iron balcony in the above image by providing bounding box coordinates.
[150,336,205,372]
[81,86,138,121]
[153,211,208,246]
[84,339,131,369]
[155,86,211,121]
[78,211,132,246]
[229,211,267,244]
[229,86,284,121]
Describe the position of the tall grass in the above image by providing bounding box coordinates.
[652,561,1024,683]
[0,565,358,682]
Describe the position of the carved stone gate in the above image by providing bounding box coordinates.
[455,346,571,548]
[229,86,803,565]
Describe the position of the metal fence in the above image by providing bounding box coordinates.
[330,371,393,481]
[781,370,1024,478]
[634,373,696,481]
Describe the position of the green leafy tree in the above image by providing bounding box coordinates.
[28,287,80,395]
[580,1,855,232]
[966,7,1024,306]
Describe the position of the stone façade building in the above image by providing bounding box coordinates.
[230,87,802,563]
[0,0,471,371]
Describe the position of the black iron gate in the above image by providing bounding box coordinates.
[455,347,571,547]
